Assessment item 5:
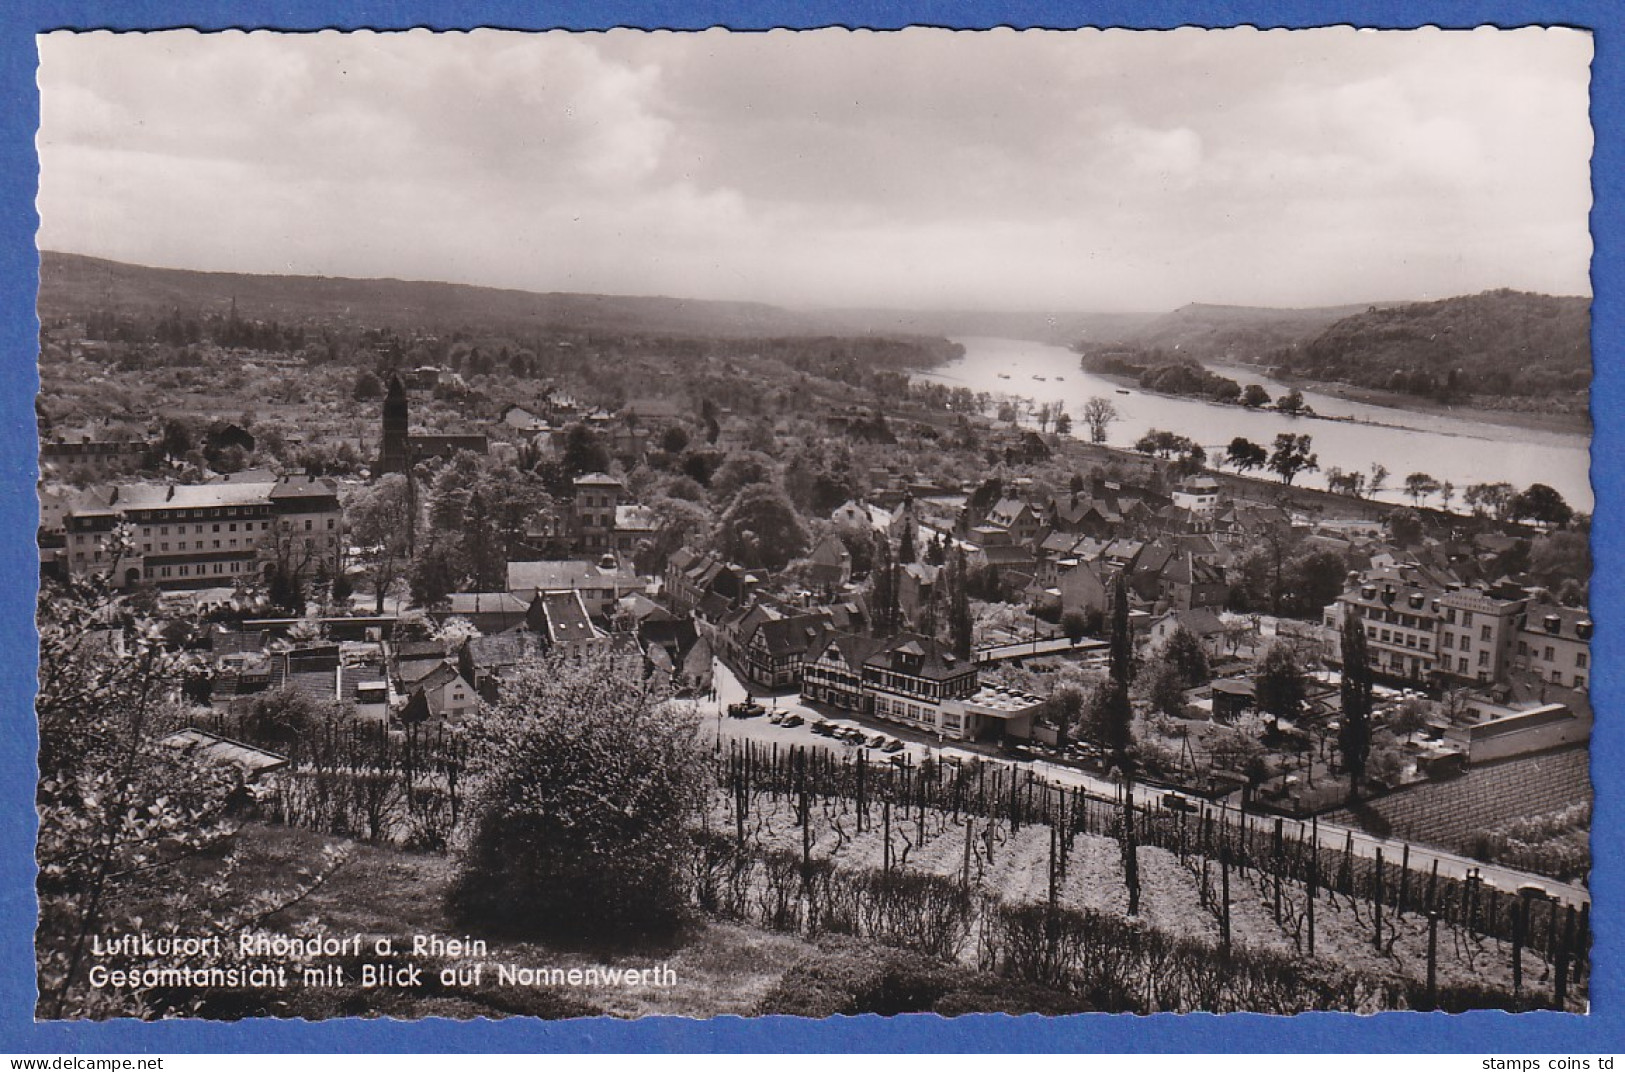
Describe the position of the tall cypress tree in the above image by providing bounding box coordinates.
[1339,609,1374,803]
[948,544,973,660]
[1103,571,1140,914]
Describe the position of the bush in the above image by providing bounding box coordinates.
[449,648,708,944]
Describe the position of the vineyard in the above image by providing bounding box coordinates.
[701,740,1588,1013]
[198,708,1588,1015]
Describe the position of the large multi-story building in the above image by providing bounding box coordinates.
[802,631,1045,742]
[1330,569,1553,689]
[1331,567,1445,684]
[62,475,343,590]
[1513,603,1593,691]
[1435,586,1530,686]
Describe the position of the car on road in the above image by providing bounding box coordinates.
[781,713,804,728]
[1162,793,1198,814]
[727,701,766,719]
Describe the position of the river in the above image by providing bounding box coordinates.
[913,337,1593,513]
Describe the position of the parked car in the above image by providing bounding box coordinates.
[780,713,804,728]
[1162,793,1198,814]
[768,710,785,725]
[811,719,835,736]
[728,701,766,719]
[868,734,887,749]
[882,738,904,754]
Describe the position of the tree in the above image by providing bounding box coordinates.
[1080,396,1119,444]
[709,450,776,506]
[1338,611,1373,804]
[1404,472,1441,506]
[348,473,415,613]
[1061,609,1090,643]
[868,535,899,636]
[948,544,973,660]
[1048,684,1087,752]
[716,483,809,571]
[560,423,611,478]
[1162,626,1210,687]
[1275,388,1305,415]
[1054,410,1073,437]
[1100,572,1140,915]
[1508,483,1574,527]
[1267,433,1318,485]
[1465,481,1515,519]
[352,369,384,402]
[36,577,346,1018]
[1386,507,1424,547]
[1241,384,1271,408]
[1226,437,1268,473]
[658,424,691,455]
[330,569,354,608]
[450,647,707,942]
[1137,658,1189,717]
[1368,463,1389,499]
[1254,642,1306,720]
[897,520,917,565]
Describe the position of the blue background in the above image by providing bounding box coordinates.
[0,0,1617,1054]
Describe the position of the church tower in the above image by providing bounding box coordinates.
[378,373,410,475]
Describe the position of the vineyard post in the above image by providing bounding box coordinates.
[881,795,892,874]
[1220,842,1231,956]
[1577,902,1590,979]
[1308,821,1318,957]
[1200,809,1211,908]
[1546,895,1559,963]
[1427,858,1439,920]
[856,749,866,833]
[1512,893,1525,996]
[1341,829,1353,895]
[963,815,973,894]
[1273,817,1283,925]
[1009,768,1020,835]
[1557,904,1577,1009]
[1399,843,1410,916]
[1426,909,1439,1009]
[1048,821,1058,908]
[1373,847,1384,951]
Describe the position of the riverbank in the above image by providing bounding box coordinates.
[1083,356,1591,441]
[1206,362,1591,439]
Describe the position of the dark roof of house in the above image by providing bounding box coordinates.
[536,590,601,645]
[413,662,464,693]
[463,633,540,669]
[864,632,972,681]
[755,615,829,656]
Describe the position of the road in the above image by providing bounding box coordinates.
[692,658,1589,909]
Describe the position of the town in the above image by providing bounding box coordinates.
[34,273,1592,1019]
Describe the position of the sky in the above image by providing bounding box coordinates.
[36,28,1594,313]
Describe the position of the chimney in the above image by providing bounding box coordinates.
[166,486,175,502]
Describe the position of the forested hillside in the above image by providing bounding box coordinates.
[1273,290,1590,402]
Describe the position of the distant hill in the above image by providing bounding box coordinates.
[1111,301,1403,363]
[36,251,1153,347]
[38,251,832,339]
[1277,290,1591,400]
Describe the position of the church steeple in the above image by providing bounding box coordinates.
[378,373,409,475]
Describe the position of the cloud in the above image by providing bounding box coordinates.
[36,26,1593,311]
